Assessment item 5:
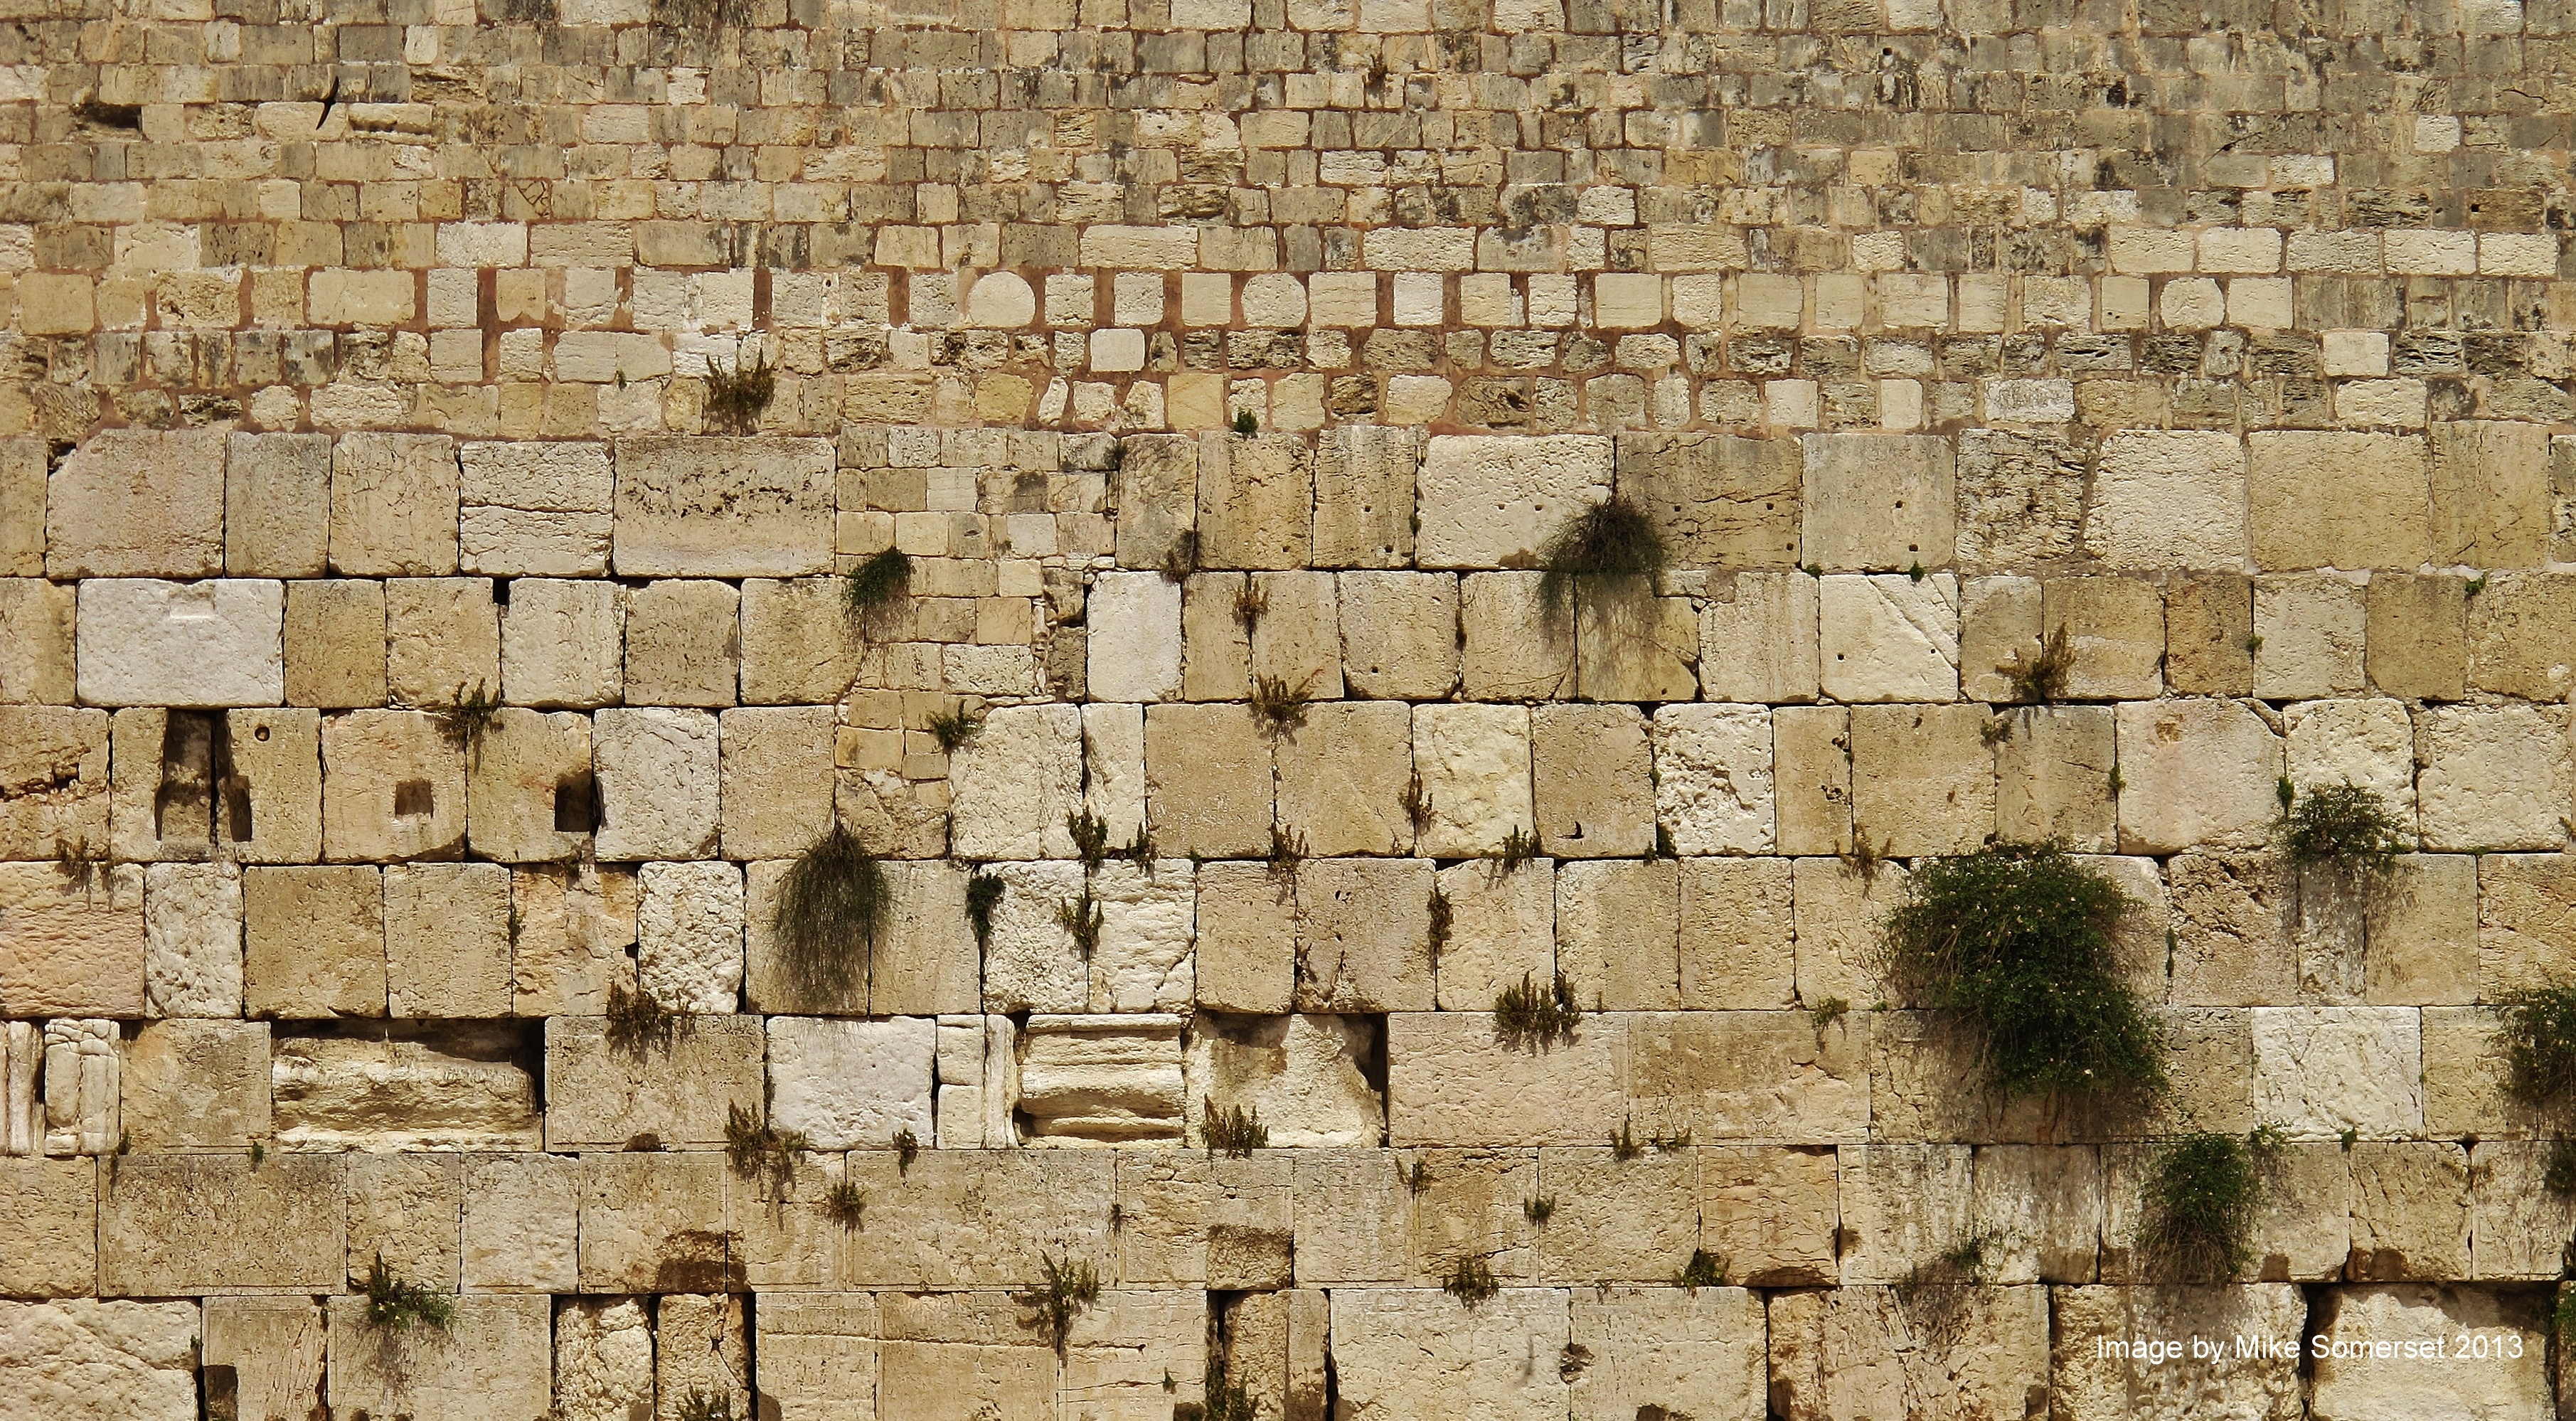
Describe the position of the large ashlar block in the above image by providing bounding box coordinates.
[500,578,622,708]
[2164,852,2296,1006]
[767,1016,935,1151]
[979,859,1092,1013]
[2115,698,2284,853]
[1818,573,1959,702]
[2347,1141,2470,1281]
[2254,1006,2422,1141]
[1198,431,1312,569]
[718,706,834,860]
[2283,697,2415,822]
[284,578,385,708]
[0,1300,201,1421]
[2247,430,2432,570]
[201,1297,326,1421]
[464,708,592,863]
[1250,570,1342,699]
[225,433,332,578]
[0,1156,94,1294]
[101,1154,343,1294]
[0,863,144,1018]
[2428,420,2550,566]
[1964,573,2040,703]
[836,1150,1115,1288]
[1836,1142,1973,1284]
[654,1294,749,1419]
[1314,425,1420,568]
[1416,434,1614,569]
[0,438,35,576]
[752,1294,881,1421]
[1790,856,1906,1010]
[385,577,501,710]
[243,864,383,1018]
[2416,704,2572,852]
[1566,1286,1764,1420]
[2309,1285,2547,1417]
[1331,1289,1571,1421]
[1090,570,1183,703]
[41,1018,117,1156]
[1294,856,1433,1011]
[1017,1013,1186,1146]
[1968,1144,2102,1284]
[612,437,836,577]
[272,1024,537,1151]
[2469,1142,2576,1279]
[223,708,324,865]
[1288,1149,1427,1286]
[1212,1290,1327,1417]
[1678,858,1794,1009]
[737,576,858,706]
[346,1151,463,1293]
[2050,1284,2306,1421]
[46,428,227,578]
[2478,853,2576,996]
[1114,433,1198,573]
[330,432,460,576]
[1413,702,1533,858]
[1431,857,1553,1011]
[1700,570,1819,702]
[745,858,976,1018]
[933,1014,1017,1151]
[1,1021,39,1156]
[1574,589,1697,702]
[325,1294,550,1421]
[1460,570,1575,701]
[2466,570,2576,702]
[1531,704,1651,858]
[1185,1013,1383,1147]
[321,708,465,862]
[2252,573,2366,698]
[1146,701,1274,859]
[385,862,511,1018]
[1088,858,1196,1012]
[554,1296,654,1421]
[592,708,718,861]
[457,441,614,578]
[949,703,1082,860]
[2045,575,2163,698]
[139,867,241,1018]
[1338,570,1459,700]
[623,580,740,708]
[1848,702,1994,857]
[1994,705,2116,850]
[543,1013,762,1150]
[0,705,110,859]
[2166,573,2254,695]
[1617,430,1801,568]
[1800,432,1955,571]
[1276,700,1413,856]
[1181,571,1252,702]
[1700,1146,1838,1285]
[2365,573,2466,701]
[577,1152,733,1294]
[1531,1148,1697,1282]
[0,577,75,704]
[1556,859,1679,1010]
[1955,427,2087,570]
[75,579,284,707]
[2088,430,2249,570]
[640,862,742,1013]
[119,1018,267,1149]
[510,864,639,1017]
[462,1152,580,1294]
[1768,1284,2049,1421]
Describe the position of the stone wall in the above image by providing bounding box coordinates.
[1,0,2575,1414]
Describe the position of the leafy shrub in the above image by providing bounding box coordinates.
[926,703,982,752]
[1998,625,2072,703]
[1202,1099,1268,1158]
[702,347,775,432]
[1673,1248,1724,1292]
[2140,1129,2277,1283]
[2275,780,2407,883]
[363,1252,454,1332]
[1879,845,2163,1104]
[2548,1139,2576,1196]
[1019,1253,1100,1353]
[774,823,888,1007]
[2498,978,2576,1108]
[843,548,912,621]
[1538,494,1667,616]
[1494,970,1582,1050]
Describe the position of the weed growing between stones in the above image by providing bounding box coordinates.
[824,1180,864,1230]
[1522,1193,1556,1225]
[724,1102,807,1198]
[1399,1154,1432,1195]
[363,1252,454,1333]
[604,980,682,1060]
[1233,410,1259,435]
[841,548,912,622]
[1248,674,1312,733]
[1021,1253,1101,1353]
[926,703,983,752]
[965,870,1005,952]
[1157,529,1201,582]
[1493,969,1582,1050]
[1067,809,1112,872]
[1537,494,1668,617]
[775,823,888,1008]
[1674,1249,1724,1292]
[1441,1255,1499,1306]
[1265,824,1307,878]
[1201,1356,1260,1421]
[2556,1286,2576,1338]
[1557,1343,1592,1381]
[2547,1139,2576,1195]
[432,679,501,766]
[701,346,775,432]
[2140,1128,2280,1283]
[1401,768,1433,836]
[1808,996,1850,1033]
[2498,979,2576,1108]
[1058,886,1103,957]
[1202,1098,1268,1158]
[893,1125,920,1175]
[1426,885,1452,966]
[1233,581,1267,634]
[1492,826,1540,876]
[1896,1226,2003,1299]
[2274,779,2407,885]
[1609,1119,1642,1161]
[1999,625,2073,703]
[1119,824,1156,873]
[675,1390,736,1421]
[1879,844,2163,1105]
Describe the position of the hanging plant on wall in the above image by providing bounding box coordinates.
[1536,494,1668,622]
[773,821,889,1008]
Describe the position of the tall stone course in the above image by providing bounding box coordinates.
[1,0,2574,1414]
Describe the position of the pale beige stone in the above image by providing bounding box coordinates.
[543,1013,761,1150]
[2114,698,2284,854]
[1417,435,1614,569]
[272,1024,538,1151]
[2165,851,2297,1006]
[2415,704,2572,852]
[118,1019,267,1149]
[0,1158,95,1296]
[1836,1142,1973,1284]
[1185,1013,1383,1148]
[2247,430,2432,571]
[201,1297,325,1421]
[1181,570,1251,701]
[718,706,835,860]
[2308,1284,2548,1419]
[1331,1288,1571,1421]
[0,578,76,705]
[345,1151,462,1294]
[1249,570,1343,698]
[321,708,466,862]
[2347,1141,2469,1281]
[1533,1149,1698,1284]
[324,1294,550,1421]
[737,575,859,706]
[1617,430,1801,568]
[2253,1006,2422,1141]
[385,862,511,1018]
[385,577,501,710]
[100,1154,343,1294]
[1773,706,1852,856]
[751,1293,880,1421]
[1961,573,2039,704]
[1575,590,1698,702]
[1769,1283,2050,1421]
[1388,1012,1622,1147]
[2045,575,2163,698]
[2050,1284,2305,1421]
[2366,573,2466,701]
[1968,1144,2102,1284]
[331,432,460,576]
[1295,857,1435,1012]
[1314,425,1420,568]
[1790,856,1906,1011]
[554,1297,654,1421]
[0,862,145,1018]
[499,578,622,708]
[836,1149,1115,1287]
[46,427,227,578]
[1432,858,1554,1012]
[1413,702,1533,858]
[225,432,332,578]
[41,1018,117,1156]
[1017,1013,1186,1146]
[0,1300,199,1420]
[949,703,1083,861]
[1800,432,1954,572]
[1337,570,1460,700]
[1677,858,1794,1009]
[1700,570,1819,703]
[1276,700,1414,856]
[1629,1011,1870,1143]
[2167,573,2255,696]
[2429,420,2550,567]
[623,580,740,708]
[1145,701,1274,859]
[612,437,836,578]
[2469,1142,2576,1280]
[139,862,239,1018]
[2465,570,2576,702]
[2253,573,2368,698]
[509,864,639,1017]
[1993,705,2116,850]
[1555,859,1680,1011]
[74,579,285,708]
[1531,704,1652,858]
[2088,430,2250,570]
[1460,570,1574,701]
[463,708,591,863]
[592,707,719,861]
[1198,432,1311,570]
[1700,1145,1837,1285]
[1818,573,1959,703]
[462,1152,580,1293]
[654,1294,748,1420]
[1848,702,1993,857]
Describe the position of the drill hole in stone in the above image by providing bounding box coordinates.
[393,780,435,817]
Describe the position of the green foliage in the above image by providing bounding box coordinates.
[2140,1129,2277,1283]
[724,1102,808,1198]
[1494,969,1582,1050]
[774,823,888,1007]
[1202,1098,1268,1158]
[1999,625,2072,703]
[1202,1356,1262,1421]
[1233,409,1258,435]
[843,548,912,621]
[1058,887,1103,957]
[1118,824,1155,873]
[1674,1248,1724,1292]
[1426,885,1452,965]
[1538,494,1668,616]
[675,1390,737,1421]
[1522,1193,1556,1226]
[363,1252,454,1333]
[431,679,502,765]
[2498,978,2576,1108]
[1265,824,1306,878]
[926,703,983,753]
[1441,1255,1498,1306]
[604,980,680,1060]
[1880,845,2164,1104]
[2557,1286,2576,1337]
[703,346,775,432]
[1609,1119,1641,1161]
[1018,1253,1101,1353]
[1067,809,1112,873]
[1248,674,1312,733]
[824,1179,864,1231]
[965,870,1005,952]
[893,1125,920,1176]
[1493,826,1540,875]
[1233,581,1268,634]
[1808,996,1850,1033]
[2275,780,2408,883]
[1399,1154,1432,1195]
[2547,1139,2576,1196]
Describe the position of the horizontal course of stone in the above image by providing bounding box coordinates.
[6,0,2576,1415]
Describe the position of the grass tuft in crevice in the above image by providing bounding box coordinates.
[1491,826,1540,876]
[1673,1248,1725,1292]
[1538,494,1668,618]
[824,1179,865,1231]
[2140,1128,2279,1283]
[1201,1097,1269,1158]
[1426,885,1452,966]
[605,980,683,1060]
[702,346,775,432]
[1441,1255,1499,1307]
[1494,969,1582,1050]
[1058,887,1104,959]
[724,1102,808,1199]
[843,548,912,622]
[363,1252,454,1333]
[675,1390,737,1421]
[2275,779,2407,886]
[966,870,1005,952]
[2547,1139,2576,1196]
[893,1125,920,1176]
[926,703,984,753]
[1999,625,2073,704]
[1248,674,1313,734]
[431,679,502,767]
[1018,1253,1101,1354]
[774,823,888,1008]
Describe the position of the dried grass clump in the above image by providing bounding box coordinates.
[773,824,888,1008]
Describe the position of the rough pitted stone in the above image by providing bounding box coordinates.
[46,429,227,579]
[949,703,1083,860]
[612,437,836,577]
[1186,1013,1383,1148]
[272,1024,537,1151]
[1416,435,1614,570]
[75,580,284,708]
[0,864,144,1018]
[325,1294,552,1421]
[0,1300,199,1421]
[767,1016,935,1151]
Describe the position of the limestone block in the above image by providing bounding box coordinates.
[1338,570,1460,700]
[140,862,240,1017]
[272,1024,538,1151]
[2245,430,2432,570]
[2114,699,2284,853]
[654,1294,748,1420]
[0,578,75,704]
[2282,698,2416,834]
[2165,852,2297,1006]
[201,1297,325,1421]
[2088,430,2250,570]
[1198,432,1311,569]
[2308,1285,2548,1419]
[500,578,622,708]
[0,1157,92,1294]
[225,432,333,578]
[1213,1289,1327,1417]
[509,864,639,1017]
[331,432,460,576]
[1967,1144,2102,1284]
[612,437,836,577]
[1575,590,1698,702]
[2415,704,2572,852]
[1417,435,1614,569]
[2253,1006,2422,1140]
[1648,1011,1873,1142]
[75,579,284,707]
[385,862,511,1018]
[1250,570,1343,698]
[385,577,501,710]
[1531,1149,1698,1284]
[934,1015,1018,1150]
[2253,573,2367,699]
[2049,1284,2306,1421]
[1801,433,1954,572]
[46,428,226,578]
[100,1154,343,1293]
[2353,855,2476,1006]
[105,708,218,864]
[1960,575,2040,706]
[1768,1284,2049,1421]
[737,576,858,706]
[2365,573,2466,701]
[949,703,1082,860]
[1460,571,1574,701]
[592,708,718,860]
[623,580,740,708]
[321,708,466,862]
[1388,1011,1622,1146]
[1993,705,2116,850]
[1146,702,1274,859]
[1674,858,1794,1009]
[1848,703,1994,857]
[0,439,34,577]
[0,1300,199,1420]
[1314,425,1420,568]
[1,1021,37,1156]
[717,706,834,860]
[346,1151,463,1294]
[2466,570,2576,701]
[1113,435,1198,573]
[1699,1145,1838,1286]
[1556,860,1680,1011]
[2426,420,2548,566]
[118,1019,267,1149]
[1819,573,1959,703]
[1295,857,1435,1011]
[462,509,612,580]
[462,1153,580,1293]
[1018,1013,1186,1146]
[1413,703,1533,858]
[1701,570,1819,703]
[41,1018,118,1156]
[750,1294,880,1421]
[1088,570,1183,703]
[1954,427,2088,570]
[1087,858,1196,1011]
[1766,708,1848,858]
[766,1016,935,1152]
[555,1297,654,1421]
[464,708,592,863]
[324,1294,551,1421]
[1331,1289,1570,1420]
[223,708,323,865]
[835,1150,1115,1287]
[1836,1142,1974,1284]
[543,1013,762,1150]
[1288,1149,1425,1285]
[284,578,385,708]
[0,863,144,1018]
[1276,700,1413,857]
[2469,1142,2576,1279]
[1529,705,1651,859]
[2167,573,2255,696]
[2346,1141,2469,1281]
[638,861,743,1014]
[979,859,1091,1013]
[1432,857,1553,1012]
[1181,571,1252,701]
[1185,1013,1383,1148]
[1790,856,1907,1011]
[1617,431,1801,568]
[2043,576,2163,698]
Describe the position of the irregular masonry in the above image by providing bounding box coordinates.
[4,0,2576,1415]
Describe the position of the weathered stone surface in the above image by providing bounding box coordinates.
[1186,1013,1383,1148]
[1619,431,1801,568]
[655,1294,749,1420]
[0,863,144,1018]
[2252,1007,2422,1141]
[1769,1283,2050,1421]
[1387,1012,1620,1147]
[1295,856,1434,1012]
[1276,700,1414,857]
[40,1018,117,1156]
[1849,702,1994,857]
[462,1151,580,1293]
[553,1297,654,1421]
[591,707,718,861]
[2347,1141,2470,1281]
[1018,1013,1185,1146]
[346,1150,463,1294]
[1087,857,1196,1012]
[1700,1145,1838,1286]
[331,433,461,576]
[622,580,740,708]
[612,437,836,577]
[1090,572,1183,703]
[1650,703,1771,855]
[1332,1288,1571,1420]
[575,1151,733,1294]
[1956,427,2087,571]
[1199,432,1313,570]
[0,1157,95,1296]
[1993,705,2115,850]
[1555,858,1679,1010]
[1114,434,1198,573]
[949,703,1083,860]
[2308,1284,2547,1419]
[385,577,500,710]
[509,864,639,1017]
[201,1297,326,1421]
[385,861,512,1017]
[2253,573,2368,698]
[1460,570,1575,701]
[2464,571,2576,702]
[321,708,467,862]
[2089,430,2249,570]
[737,575,858,706]
[1818,573,1959,703]
[1801,432,1954,572]
[1338,570,1459,700]
[767,1016,935,1151]
[100,1154,342,1294]
[142,862,242,1016]
[544,1013,759,1150]
[499,578,622,708]
[1789,856,1907,1011]
[1431,856,1553,1012]
[47,429,227,578]
[284,578,385,709]
[0,706,110,861]
[75,579,284,708]
[2115,699,2284,854]
[1314,425,1419,568]
[717,706,834,860]
[1412,703,1533,858]
[0,1300,199,1420]
[1701,570,1819,703]
[2415,705,2572,852]
[836,1150,1115,1287]
[243,864,383,1018]
[2050,1284,2305,1421]
[1417,435,1613,569]
[637,860,743,1014]
[118,1018,267,1149]
[750,1293,880,1421]
[1568,1286,1765,1420]
[325,1294,551,1421]
[272,1023,538,1151]
[1145,701,1274,858]
[0,578,75,706]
